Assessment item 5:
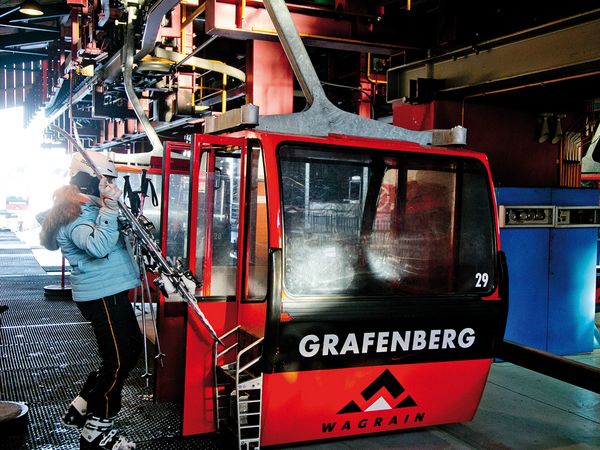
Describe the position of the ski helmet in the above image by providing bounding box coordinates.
[69,152,117,179]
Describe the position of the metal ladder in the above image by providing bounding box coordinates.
[214,326,264,450]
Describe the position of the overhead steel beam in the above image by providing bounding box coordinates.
[1,31,56,48]
[0,23,59,33]
[46,81,93,124]
[206,0,417,55]
[0,48,46,56]
[388,15,600,101]
[9,14,69,23]
[72,109,107,120]
[94,117,197,151]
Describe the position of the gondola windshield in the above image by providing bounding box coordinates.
[279,144,496,298]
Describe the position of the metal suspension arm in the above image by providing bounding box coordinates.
[50,124,222,344]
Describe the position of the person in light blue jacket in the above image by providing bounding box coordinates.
[40,152,140,450]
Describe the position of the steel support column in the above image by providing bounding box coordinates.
[246,40,293,115]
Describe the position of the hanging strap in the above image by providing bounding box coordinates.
[140,170,159,207]
[123,175,140,216]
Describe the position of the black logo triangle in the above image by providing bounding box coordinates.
[395,395,418,408]
[337,369,418,415]
[361,369,405,401]
[337,401,362,414]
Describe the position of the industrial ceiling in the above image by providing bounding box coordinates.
[0,0,598,176]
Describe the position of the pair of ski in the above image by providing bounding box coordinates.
[50,124,222,345]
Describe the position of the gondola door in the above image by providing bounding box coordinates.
[155,141,190,403]
[182,134,248,435]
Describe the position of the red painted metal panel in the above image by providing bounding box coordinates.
[261,359,492,446]
[182,294,239,435]
[207,1,356,40]
[392,100,436,131]
[246,40,293,115]
[234,140,248,303]
[188,137,201,277]
[157,3,181,39]
[201,150,215,294]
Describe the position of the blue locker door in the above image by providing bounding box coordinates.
[548,227,597,354]
[501,228,550,350]
[497,187,552,351]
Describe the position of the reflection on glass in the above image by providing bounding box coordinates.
[116,172,162,240]
[247,147,268,300]
[166,174,189,265]
[195,152,241,297]
[280,145,495,297]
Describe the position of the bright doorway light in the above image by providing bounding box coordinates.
[0,107,69,231]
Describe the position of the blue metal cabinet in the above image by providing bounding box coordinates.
[496,188,552,351]
[548,188,598,354]
[496,187,599,355]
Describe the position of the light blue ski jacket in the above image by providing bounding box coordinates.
[56,198,140,301]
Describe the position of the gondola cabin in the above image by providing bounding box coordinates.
[156,130,508,448]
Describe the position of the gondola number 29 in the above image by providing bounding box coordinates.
[475,272,489,287]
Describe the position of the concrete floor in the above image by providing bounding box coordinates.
[290,344,600,450]
[2,230,600,449]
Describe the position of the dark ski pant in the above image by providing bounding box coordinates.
[76,291,142,419]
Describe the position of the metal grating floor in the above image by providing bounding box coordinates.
[0,232,226,450]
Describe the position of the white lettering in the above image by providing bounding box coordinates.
[298,328,476,358]
[362,332,375,353]
[458,328,475,348]
[376,332,389,353]
[413,330,427,350]
[323,334,339,355]
[391,331,410,351]
[442,329,456,349]
[299,334,320,357]
[428,329,441,349]
[340,333,360,355]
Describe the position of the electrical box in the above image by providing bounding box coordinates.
[499,205,554,228]
[556,207,600,227]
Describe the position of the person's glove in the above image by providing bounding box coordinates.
[99,178,121,211]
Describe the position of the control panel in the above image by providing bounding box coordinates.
[555,207,600,227]
[498,206,555,228]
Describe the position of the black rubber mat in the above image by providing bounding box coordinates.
[0,232,56,276]
[0,276,83,328]
[0,255,46,276]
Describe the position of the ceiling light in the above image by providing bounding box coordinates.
[19,0,44,16]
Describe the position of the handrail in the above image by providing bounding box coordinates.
[235,337,264,385]
[216,342,238,360]
[239,356,262,375]
[218,325,242,344]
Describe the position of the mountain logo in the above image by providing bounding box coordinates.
[337,369,418,414]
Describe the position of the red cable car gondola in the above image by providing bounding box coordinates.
[161,130,508,447]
